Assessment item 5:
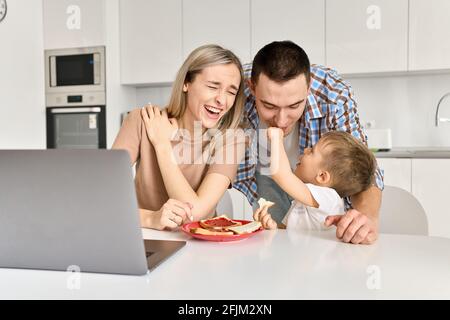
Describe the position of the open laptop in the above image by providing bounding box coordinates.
[0,149,185,275]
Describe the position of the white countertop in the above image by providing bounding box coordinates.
[375,147,450,158]
[1,228,450,299]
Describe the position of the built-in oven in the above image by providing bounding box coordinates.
[45,46,107,149]
[46,106,106,149]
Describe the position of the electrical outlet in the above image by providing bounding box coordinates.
[364,120,376,129]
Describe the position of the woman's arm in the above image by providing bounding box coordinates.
[155,144,232,219]
[142,106,240,220]
[113,109,193,229]
[268,128,318,208]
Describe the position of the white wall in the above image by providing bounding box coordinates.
[135,72,450,148]
[104,0,136,147]
[0,0,46,149]
[349,72,450,147]
[136,86,172,109]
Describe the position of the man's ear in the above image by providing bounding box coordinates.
[315,170,331,185]
[246,78,255,96]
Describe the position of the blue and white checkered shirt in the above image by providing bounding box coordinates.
[232,63,384,206]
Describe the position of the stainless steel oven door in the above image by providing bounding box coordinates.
[46,106,106,149]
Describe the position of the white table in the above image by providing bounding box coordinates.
[1,229,449,299]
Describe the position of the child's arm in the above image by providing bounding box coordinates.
[268,128,319,208]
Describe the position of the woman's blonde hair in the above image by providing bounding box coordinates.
[167,44,245,131]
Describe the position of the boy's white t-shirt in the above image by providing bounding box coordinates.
[282,184,345,231]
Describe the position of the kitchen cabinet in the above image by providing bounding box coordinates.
[250,0,325,65]
[119,0,182,84]
[376,158,412,193]
[412,159,450,239]
[326,0,408,74]
[43,0,105,49]
[182,0,251,63]
[409,0,450,71]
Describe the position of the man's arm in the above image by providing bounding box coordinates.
[351,185,382,222]
[325,185,381,244]
[325,174,382,245]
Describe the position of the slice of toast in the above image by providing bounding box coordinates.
[226,221,262,235]
[199,215,242,231]
[258,197,275,210]
[190,227,234,236]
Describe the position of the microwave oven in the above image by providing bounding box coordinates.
[44,46,106,107]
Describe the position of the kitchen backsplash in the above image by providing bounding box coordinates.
[135,71,450,148]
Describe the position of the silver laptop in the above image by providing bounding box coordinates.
[0,149,185,275]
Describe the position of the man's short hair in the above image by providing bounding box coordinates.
[251,41,311,86]
[319,131,377,198]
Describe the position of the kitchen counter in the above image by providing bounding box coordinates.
[375,147,450,158]
[1,229,449,299]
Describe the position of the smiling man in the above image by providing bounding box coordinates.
[233,41,384,245]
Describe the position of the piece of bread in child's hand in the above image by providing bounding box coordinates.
[226,221,262,235]
[258,197,275,210]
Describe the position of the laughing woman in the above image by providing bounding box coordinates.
[112,45,246,231]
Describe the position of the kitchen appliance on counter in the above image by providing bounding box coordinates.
[365,128,392,152]
[45,46,106,149]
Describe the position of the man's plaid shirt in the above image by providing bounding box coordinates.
[232,63,384,206]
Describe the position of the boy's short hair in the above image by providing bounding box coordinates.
[319,131,377,198]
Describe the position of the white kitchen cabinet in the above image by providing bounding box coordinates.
[182,0,251,63]
[251,0,325,65]
[43,0,105,49]
[376,158,412,193]
[119,0,182,84]
[412,159,450,239]
[326,0,408,74]
[409,0,450,71]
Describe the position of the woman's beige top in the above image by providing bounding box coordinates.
[112,109,245,212]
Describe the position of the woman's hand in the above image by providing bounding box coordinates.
[141,104,178,148]
[147,199,193,231]
[253,206,277,230]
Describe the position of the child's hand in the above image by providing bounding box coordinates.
[253,206,277,230]
[267,127,283,142]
